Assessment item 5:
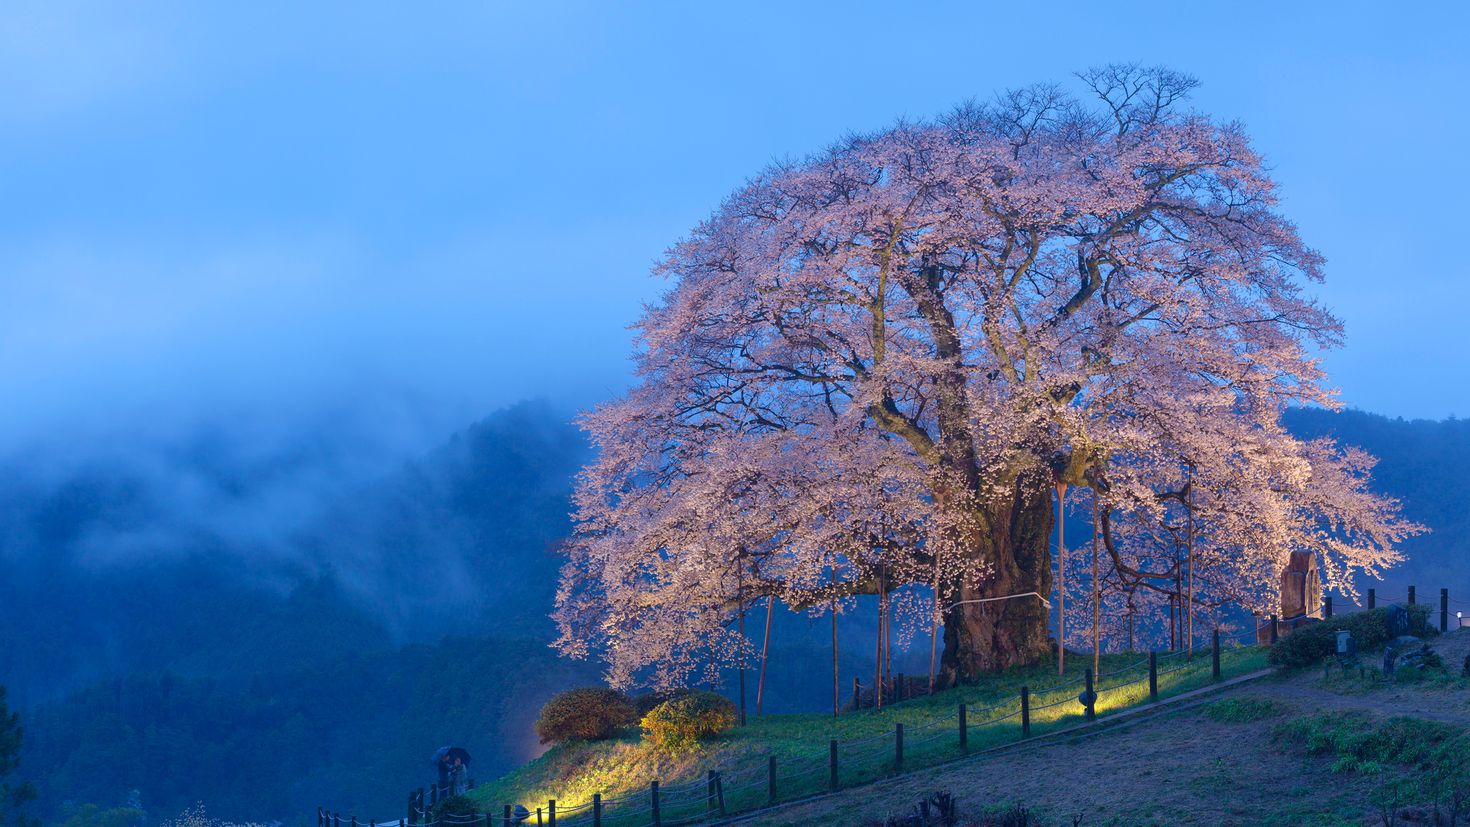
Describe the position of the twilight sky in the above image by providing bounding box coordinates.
[2,1,1468,455]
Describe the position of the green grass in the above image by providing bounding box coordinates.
[1271,711,1470,815]
[470,645,1267,824]
[1202,696,1288,723]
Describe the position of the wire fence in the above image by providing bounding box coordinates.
[318,584,1459,827]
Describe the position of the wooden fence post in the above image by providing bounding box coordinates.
[592,794,602,827]
[1368,588,1376,609]
[707,769,717,812]
[897,672,906,701]
[895,723,904,770]
[1212,628,1221,680]
[1020,686,1030,738]
[651,780,661,827]
[350,816,357,827]
[768,756,777,805]
[503,804,511,827]
[1269,614,1278,644]
[548,799,556,827]
[1148,652,1158,702]
[1083,668,1095,721]
[958,703,968,751]
[1442,588,1450,633]
[829,739,839,790]
[715,772,726,815]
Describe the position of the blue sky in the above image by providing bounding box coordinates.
[2,1,1467,452]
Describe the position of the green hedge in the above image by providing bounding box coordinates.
[1268,605,1432,668]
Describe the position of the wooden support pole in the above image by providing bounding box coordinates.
[958,703,968,751]
[1212,628,1221,680]
[1020,686,1030,738]
[715,772,726,815]
[832,571,840,718]
[707,770,717,812]
[757,595,774,717]
[768,756,777,805]
[548,799,556,827]
[650,780,661,827]
[1269,614,1278,644]
[1056,482,1067,676]
[503,804,511,827]
[1092,494,1102,676]
[593,794,602,827]
[737,585,747,726]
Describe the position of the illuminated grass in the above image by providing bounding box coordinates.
[471,645,1268,823]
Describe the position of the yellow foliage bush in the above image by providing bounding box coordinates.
[640,691,735,751]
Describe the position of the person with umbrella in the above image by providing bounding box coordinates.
[430,746,473,797]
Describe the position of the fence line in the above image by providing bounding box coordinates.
[319,584,1454,827]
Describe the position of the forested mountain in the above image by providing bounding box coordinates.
[1283,408,1470,604]
[5,406,1466,825]
[22,637,595,824]
[2,401,593,823]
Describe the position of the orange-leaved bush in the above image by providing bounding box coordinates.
[534,687,636,745]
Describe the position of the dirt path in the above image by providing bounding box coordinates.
[749,630,1470,827]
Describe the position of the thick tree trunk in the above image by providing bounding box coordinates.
[939,471,1055,684]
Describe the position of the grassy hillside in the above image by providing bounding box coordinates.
[765,629,1470,826]
[469,645,1267,823]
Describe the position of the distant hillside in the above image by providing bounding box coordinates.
[22,635,597,823]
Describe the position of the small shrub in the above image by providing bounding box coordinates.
[431,795,479,821]
[1268,605,1432,668]
[1203,696,1286,723]
[534,687,637,744]
[640,691,736,751]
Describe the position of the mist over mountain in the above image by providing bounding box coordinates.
[0,399,588,709]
